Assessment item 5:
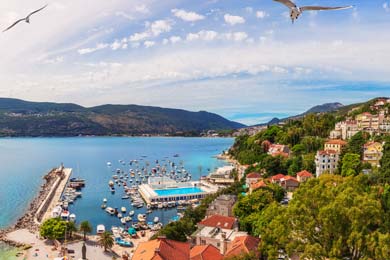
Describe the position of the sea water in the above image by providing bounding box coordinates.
[0,137,233,231]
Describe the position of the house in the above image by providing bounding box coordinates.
[249,179,267,194]
[224,235,260,259]
[269,174,286,184]
[296,170,313,182]
[192,226,248,255]
[208,166,235,185]
[206,195,237,217]
[245,172,262,187]
[132,236,190,260]
[363,141,383,167]
[280,175,299,191]
[315,150,340,177]
[268,144,290,158]
[190,244,223,260]
[324,139,347,153]
[333,120,359,140]
[198,215,238,230]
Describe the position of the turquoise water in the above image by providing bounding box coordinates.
[0,137,233,233]
[154,187,204,196]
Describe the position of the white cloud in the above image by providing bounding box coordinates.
[115,11,133,20]
[135,4,149,14]
[171,9,205,22]
[144,41,155,48]
[78,43,109,55]
[170,36,182,44]
[42,56,64,64]
[384,2,390,12]
[256,10,268,19]
[110,40,122,50]
[224,32,248,42]
[150,20,173,36]
[129,32,149,42]
[186,30,218,41]
[224,14,245,25]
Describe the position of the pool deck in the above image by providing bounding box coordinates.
[139,181,216,203]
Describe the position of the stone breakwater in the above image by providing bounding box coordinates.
[0,166,64,243]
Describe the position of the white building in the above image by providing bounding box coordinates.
[315,150,340,177]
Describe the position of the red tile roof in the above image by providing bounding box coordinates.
[246,172,261,179]
[190,245,223,260]
[198,215,236,229]
[282,175,299,183]
[250,180,267,190]
[224,235,260,258]
[133,237,190,260]
[270,174,285,181]
[296,170,313,178]
[325,139,347,145]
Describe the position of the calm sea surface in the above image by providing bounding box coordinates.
[0,137,233,231]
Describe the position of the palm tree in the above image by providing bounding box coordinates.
[98,231,114,252]
[79,221,92,241]
[66,221,77,239]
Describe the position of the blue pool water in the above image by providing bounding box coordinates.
[155,187,204,196]
[0,137,233,231]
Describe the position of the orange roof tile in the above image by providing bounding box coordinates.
[190,245,223,260]
[325,139,347,145]
[246,172,261,179]
[224,235,260,258]
[270,174,285,181]
[296,170,313,178]
[282,175,299,183]
[198,215,236,229]
[250,180,267,190]
[133,237,190,260]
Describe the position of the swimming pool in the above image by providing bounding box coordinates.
[154,187,204,196]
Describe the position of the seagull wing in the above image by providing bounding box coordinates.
[2,18,26,32]
[26,4,48,19]
[273,0,297,9]
[300,5,353,12]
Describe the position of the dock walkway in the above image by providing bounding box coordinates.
[36,168,72,224]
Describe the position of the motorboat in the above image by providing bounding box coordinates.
[121,207,127,213]
[137,214,146,222]
[153,216,159,223]
[103,198,107,203]
[105,207,115,215]
[97,224,105,234]
[69,213,76,222]
[129,210,135,216]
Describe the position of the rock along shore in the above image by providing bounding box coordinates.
[0,166,64,245]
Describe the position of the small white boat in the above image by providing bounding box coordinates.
[121,207,127,213]
[117,213,123,218]
[125,216,132,222]
[121,218,126,225]
[129,211,135,216]
[105,207,115,215]
[137,214,146,222]
[153,216,159,223]
[69,213,76,222]
[97,224,105,234]
[108,180,114,187]
[157,203,163,209]
[103,198,107,203]
[60,211,70,221]
[107,162,112,166]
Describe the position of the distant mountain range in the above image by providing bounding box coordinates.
[254,102,345,126]
[0,98,245,137]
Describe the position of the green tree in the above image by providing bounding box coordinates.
[98,231,114,252]
[79,220,92,241]
[40,218,67,240]
[341,153,361,176]
[346,131,369,156]
[66,221,77,239]
[260,175,388,260]
[379,141,390,184]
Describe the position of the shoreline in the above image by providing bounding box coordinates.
[0,165,69,248]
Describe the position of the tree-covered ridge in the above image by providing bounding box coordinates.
[0,98,244,136]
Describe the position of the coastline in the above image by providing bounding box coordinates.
[0,166,69,248]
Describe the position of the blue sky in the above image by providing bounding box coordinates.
[0,0,390,125]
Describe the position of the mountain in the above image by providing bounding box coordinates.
[303,102,344,114]
[0,98,245,137]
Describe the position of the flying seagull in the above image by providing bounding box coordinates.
[274,0,353,23]
[3,4,48,32]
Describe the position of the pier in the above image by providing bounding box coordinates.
[35,166,72,224]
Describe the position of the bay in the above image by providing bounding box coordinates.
[0,137,233,231]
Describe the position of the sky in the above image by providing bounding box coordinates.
[0,0,390,125]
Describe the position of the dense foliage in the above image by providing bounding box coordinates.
[258,174,390,260]
[39,218,75,240]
